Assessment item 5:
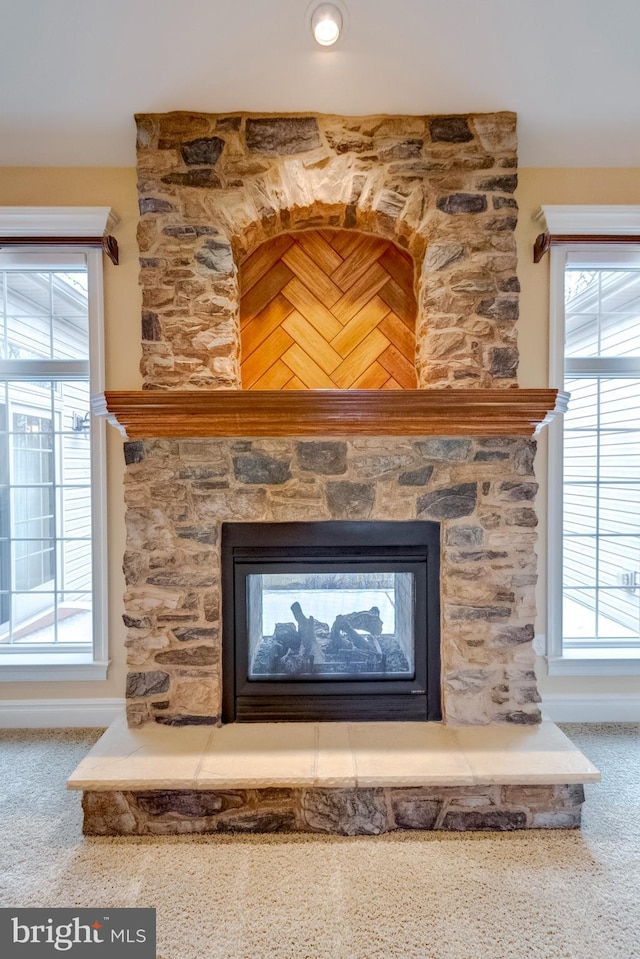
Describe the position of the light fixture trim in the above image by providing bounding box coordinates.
[310,2,344,47]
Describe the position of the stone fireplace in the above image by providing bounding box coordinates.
[116,109,549,730]
[74,111,602,836]
[123,429,543,728]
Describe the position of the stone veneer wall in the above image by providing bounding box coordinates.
[123,436,541,728]
[83,784,584,836]
[124,110,543,729]
[135,111,520,389]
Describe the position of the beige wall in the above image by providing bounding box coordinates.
[0,165,639,710]
[0,168,140,702]
[517,168,640,705]
[517,168,640,390]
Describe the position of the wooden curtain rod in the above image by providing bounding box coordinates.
[534,233,640,264]
[0,235,119,265]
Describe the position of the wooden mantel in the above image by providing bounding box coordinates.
[92,389,567,439]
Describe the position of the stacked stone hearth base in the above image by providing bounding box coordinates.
[69,717,600,836]
[82,784,587,837]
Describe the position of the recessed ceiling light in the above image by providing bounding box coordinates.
[311,3,343,46]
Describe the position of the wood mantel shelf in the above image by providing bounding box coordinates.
[92,389,567,439]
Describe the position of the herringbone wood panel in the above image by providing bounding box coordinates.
[240,230,417,389]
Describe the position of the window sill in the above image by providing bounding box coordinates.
[0,654,110,683]
[547,648,640,677]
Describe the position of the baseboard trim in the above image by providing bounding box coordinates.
[542,693,640,723]
[2,695,638,728]
[0,698,124,728]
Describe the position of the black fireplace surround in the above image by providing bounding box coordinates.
[221,521,441,722]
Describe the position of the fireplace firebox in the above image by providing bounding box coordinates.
[221,522,441,722]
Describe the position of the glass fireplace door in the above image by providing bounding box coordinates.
[246,566,415,681]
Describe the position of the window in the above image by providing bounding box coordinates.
[0,241,108,680]
[548,236,640,674]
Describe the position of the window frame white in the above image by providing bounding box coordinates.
[544,204,640,675]
[0,207,114,681]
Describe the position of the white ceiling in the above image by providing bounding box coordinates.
[2,0,640,168]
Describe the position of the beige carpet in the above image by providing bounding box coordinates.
[0,724,637,959]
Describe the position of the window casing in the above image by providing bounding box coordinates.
[548,243,640,673]
[0,248,107,680]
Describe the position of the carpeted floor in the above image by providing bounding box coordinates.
[0,724,637,959]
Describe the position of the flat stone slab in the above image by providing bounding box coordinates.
[68,716,600,792]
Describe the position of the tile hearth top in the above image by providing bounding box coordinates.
[68,717,600,792]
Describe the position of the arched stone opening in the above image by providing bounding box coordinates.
[135,111,520,391]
